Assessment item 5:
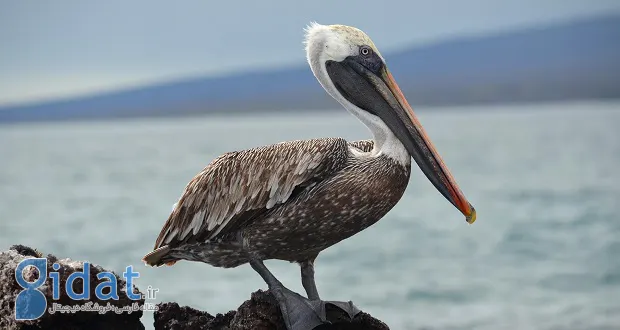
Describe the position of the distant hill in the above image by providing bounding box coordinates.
[1,14,619,123]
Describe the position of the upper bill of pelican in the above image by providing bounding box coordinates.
[305,23,477,224]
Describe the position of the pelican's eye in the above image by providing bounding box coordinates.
[360,45,372,57]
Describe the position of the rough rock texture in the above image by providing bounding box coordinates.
[1,245,389,330]
[0,245,145,330]
[154,290,390,330]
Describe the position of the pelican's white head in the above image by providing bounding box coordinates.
[304,23,383,67]
[304,23,384,105]
[302,22,477,225]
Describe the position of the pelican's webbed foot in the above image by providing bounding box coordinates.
[251,259,361,330]
[272,287,361,330]
[322,300,361,320]
[271,285,326,330]
[296,258,361,325]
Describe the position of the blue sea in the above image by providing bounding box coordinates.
[1,101,619,329]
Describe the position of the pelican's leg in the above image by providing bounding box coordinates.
[299,259,361,320]
[249,259,325,330]
[299,259,320,300]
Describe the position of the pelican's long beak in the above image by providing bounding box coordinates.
[379,67,476,224]
[326,57,476,223]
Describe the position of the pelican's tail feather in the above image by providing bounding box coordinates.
[142,246,177,267]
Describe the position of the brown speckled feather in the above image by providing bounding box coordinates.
[152,138,373,252]
[347,139,374,153]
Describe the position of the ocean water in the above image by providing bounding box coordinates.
[1,101,619,329]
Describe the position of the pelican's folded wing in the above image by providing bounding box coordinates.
[151,137,350,250]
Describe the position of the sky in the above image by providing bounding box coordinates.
[1,0,620,106]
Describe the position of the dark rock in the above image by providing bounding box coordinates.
[154,289,390,330]
[0,245,145,330]
[2,245,389,329]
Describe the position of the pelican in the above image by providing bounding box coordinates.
[143,23,476,330]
